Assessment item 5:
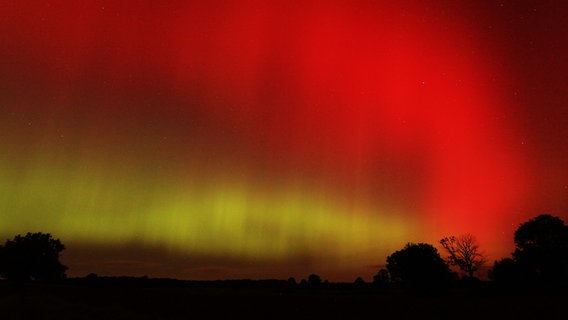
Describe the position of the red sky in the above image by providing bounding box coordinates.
[1,0,567,281]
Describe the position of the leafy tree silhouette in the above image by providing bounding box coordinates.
[287,277,297,287]
[354,277,365,285]
[386,243,453,292]
[512,214,568,283]
[439,234,486,278]
[490,258,521,285]
[307,274,322,287]
[0,232,67,286]
[372,268,390,286]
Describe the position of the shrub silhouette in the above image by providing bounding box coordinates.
[0,232,67,285]
[353,277,366,287]
[307,274,322,287]
[372,268,390,286]
[287,277,297,287]
[386,243,452,292]
[513,214,568,283]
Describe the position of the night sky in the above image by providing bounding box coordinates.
[1,1,567,281]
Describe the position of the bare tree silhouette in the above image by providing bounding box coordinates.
[439,234,486,278]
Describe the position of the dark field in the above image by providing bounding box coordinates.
[0,281,566,319]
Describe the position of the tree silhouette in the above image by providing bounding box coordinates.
[386,243,452,291]
[512,214,568,283]
[372,268,390,286]
[0,232,67,285]
[287,277,297,287]
[354,277,365,285]
[307,274,322,287]
[439,234,486,278]
[489,258,521,285]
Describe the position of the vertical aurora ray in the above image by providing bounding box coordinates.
[0,1,547,280]
[0,155,415,269]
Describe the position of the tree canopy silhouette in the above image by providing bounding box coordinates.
[307,274,322,287]
[372,268,390,286]
[490,257,521,285]
[0,232,67,285]
[386,243,453,291]
[512,214,568,283]
[439,234,486,278]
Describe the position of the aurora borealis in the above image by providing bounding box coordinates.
[1,1,567,281]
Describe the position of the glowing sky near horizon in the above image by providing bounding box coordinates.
[1,1,567,281]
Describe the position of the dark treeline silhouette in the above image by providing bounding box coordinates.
[67,274,294,289]
[1,216,567,318]
[373,214,568,293]
[1,214,567,295]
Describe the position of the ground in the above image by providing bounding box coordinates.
[0,281,565,319]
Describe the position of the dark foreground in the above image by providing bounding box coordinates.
[0,280,566,319]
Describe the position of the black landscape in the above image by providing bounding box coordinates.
[1,214,567,319]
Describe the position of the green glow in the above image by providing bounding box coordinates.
[0,154,416,270]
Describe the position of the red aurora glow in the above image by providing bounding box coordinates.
[3,1,566,281]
